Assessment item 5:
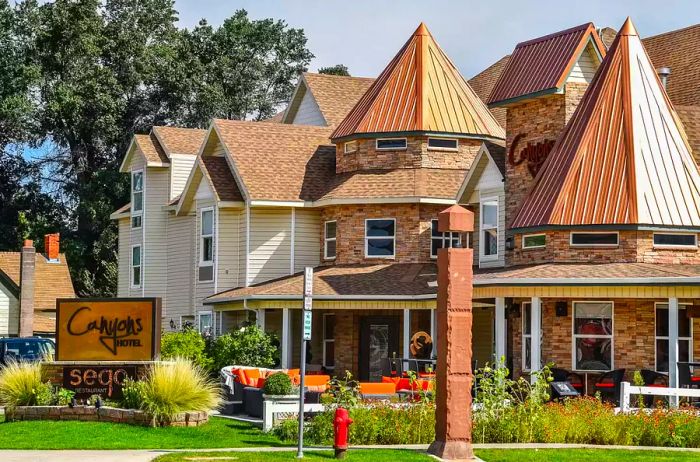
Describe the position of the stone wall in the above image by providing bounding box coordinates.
[6,406,209,427]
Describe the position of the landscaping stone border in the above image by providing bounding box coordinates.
[5,406,209,427]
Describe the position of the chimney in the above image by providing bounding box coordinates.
[44,233,60,262]
[657,67,671,89]
[19,240,36,337]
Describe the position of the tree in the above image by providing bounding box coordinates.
[318,64,350,76]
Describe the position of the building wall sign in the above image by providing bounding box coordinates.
[508,133,556,177]
[56,298,161,361]
[63,365,137,399]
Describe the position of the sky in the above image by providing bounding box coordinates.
[173,0,700,80]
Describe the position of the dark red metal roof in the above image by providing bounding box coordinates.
[488,23,606,106]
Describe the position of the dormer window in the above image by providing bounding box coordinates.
[131,170,143,229]
[376,138,407,150]
[344,140,358,153]
[428,137,458,151]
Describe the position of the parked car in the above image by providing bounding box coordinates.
[0,338,55,365]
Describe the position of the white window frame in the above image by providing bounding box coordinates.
[199,207,215,282]
[521,302,532,372]
[522,233,546,249]
[572,301,614,372]
[344,140,358,154]
[365,218,396,259]
[198,311,213,335]
[654,302,693,373]
[130,244,142,289]
[430,219,460,259]
[324,220,337,260]
[375,137,407,151]
[427,137,459,151]
[569,231,619,247]
[480,197,499,262]
[323,313,336,370]
[131,170,143,229]
[652,232,698,249]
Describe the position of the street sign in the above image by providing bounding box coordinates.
[303,310,312,340]
[303,296,313,311]
[298,266,314,458]
[304,267,313,296]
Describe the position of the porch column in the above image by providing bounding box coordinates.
[494,298,507,364]
[403,309,411,358]
[281,308,291,369]
[530,297,542,383]
[256,309,266,332]
[669,297,679,406]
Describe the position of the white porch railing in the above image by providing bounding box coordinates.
[620,381,700,412]
[261,395,325,432]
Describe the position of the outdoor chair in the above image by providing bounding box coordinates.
[402,359,420,375]
[382,358,403,378]
[640,369,668,407]
[243,386,264,418]
[594,368,626,404]
[550,368,584,393]
[677,363,700,389]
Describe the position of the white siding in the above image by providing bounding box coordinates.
[143,167,170,308]
[170,154,197,200]
[117,218,130,296]
[248,208,292,285]
[0,284,19,336]
[166,214,195,320]
[568,44,599,84]
[240,207,248,286]
[292,88,326,126]
[195,174,214,200]
[475,161,504,192]
[294,209,321,273]
[217,208,243,290]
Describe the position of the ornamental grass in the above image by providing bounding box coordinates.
[0,361,51,408]
[141,358,222,425]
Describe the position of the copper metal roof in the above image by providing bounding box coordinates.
[512,18,700,230]
[488,23,606,106]
[332,23,504,140]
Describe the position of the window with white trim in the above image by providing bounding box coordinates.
[431,219,460,258]
[653,233,697,248]
[376,138,407,150]
[427,137,458,151]
[344,140,357,153]
[480,199,498,259]
[324,221,337,260]
[199,208,214,282]
[323,313,336,369]
[198,311,213,335]
[131,170,143,229]
[522,234,546,249]
[365,219,395,258]
[655,303,692,372]
[570,232,618,246]
[573,301,613,371]
[131,245,142,288]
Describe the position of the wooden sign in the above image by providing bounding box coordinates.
[56,298,161,361]
[63,365,137,399]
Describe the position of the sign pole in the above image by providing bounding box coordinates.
[297,267,313,459]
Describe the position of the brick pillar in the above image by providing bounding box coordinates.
[44,233,60,261]
[428,205,475,461]
[19,240,36,337]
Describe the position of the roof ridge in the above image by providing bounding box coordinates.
[303,72,375,81]
[516,22,593,48]
[644,22,700,41]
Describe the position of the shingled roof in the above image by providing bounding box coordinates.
[332,23,504,140]
[132,133,169,166]
[199,156,244,202]
[152,126,207,155]
[512,18,700,230]
[467,55,510,127]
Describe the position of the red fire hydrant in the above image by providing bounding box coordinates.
[333,407,353,459]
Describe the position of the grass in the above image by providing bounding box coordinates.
[475,449,700,461]
[154,450,432,461]
[0,415,283,449]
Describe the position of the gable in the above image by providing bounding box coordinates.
[293,86,326,126]
[457,143,505,204]
[566,40,602,84]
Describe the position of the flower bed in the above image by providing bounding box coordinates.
[6,405,209,427]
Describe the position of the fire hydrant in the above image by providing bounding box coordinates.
[333,407,353,459]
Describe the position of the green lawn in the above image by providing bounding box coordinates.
[154,450,431,461]
[475,449,700,461]
[0,415,283,449]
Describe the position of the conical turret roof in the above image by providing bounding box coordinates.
[331,23,504,140]
[512,18,700,229]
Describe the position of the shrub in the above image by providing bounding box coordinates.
[326,371,360,409]
[0,361,50,408]
[160,327,213,371]
[120,377,146,409]
[141,358,222,425]
[54,387,75,406]
[210,326,278,372]
[264,372,292,396]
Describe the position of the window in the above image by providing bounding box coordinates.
[522,234,546,249]
[198,312,213,335]
[376,138,407,150]
[131,245,142,288]
[131,170,143,229]
[324,221,337,260]
[570,232,618,246]
[521,302,538,371]
[653,233,697,248]
[655,303,692,372]
[428,137,458,151]
[430,219,460,258]
[344,140,357,153]
[480,199,499,259]
[365,219,396,258]
[573,302,613,371]
[199,208,214,282]
[323,313,336,369]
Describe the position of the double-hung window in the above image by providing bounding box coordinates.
[199,208,214,282]
[365,219,396,258]
[324,221,337,260]
[480,199,499,260]
[131,245,142,288]
[198,311,213,335]
[131,171,143,229]
[323,313,336,369]
[430,219,460,258]
[655,303,692,372]
[573,301,613,371]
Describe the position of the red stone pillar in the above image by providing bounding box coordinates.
[428,205,474,461]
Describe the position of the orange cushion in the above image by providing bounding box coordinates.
[257,377,266,388]
[396,378,411,391]
[595,383,615,388]
[287,369,300,377]
[242,369,261,386]
[360,382,396,395]
[305,375,330,387]
[306,385,327,393]
[382,376,401,384]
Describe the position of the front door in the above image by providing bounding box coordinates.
[359,316,400,382]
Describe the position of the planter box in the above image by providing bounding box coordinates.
[261,394,324,432]
[5,406,209,427]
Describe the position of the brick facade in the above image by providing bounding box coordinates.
[335,137,481,174]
